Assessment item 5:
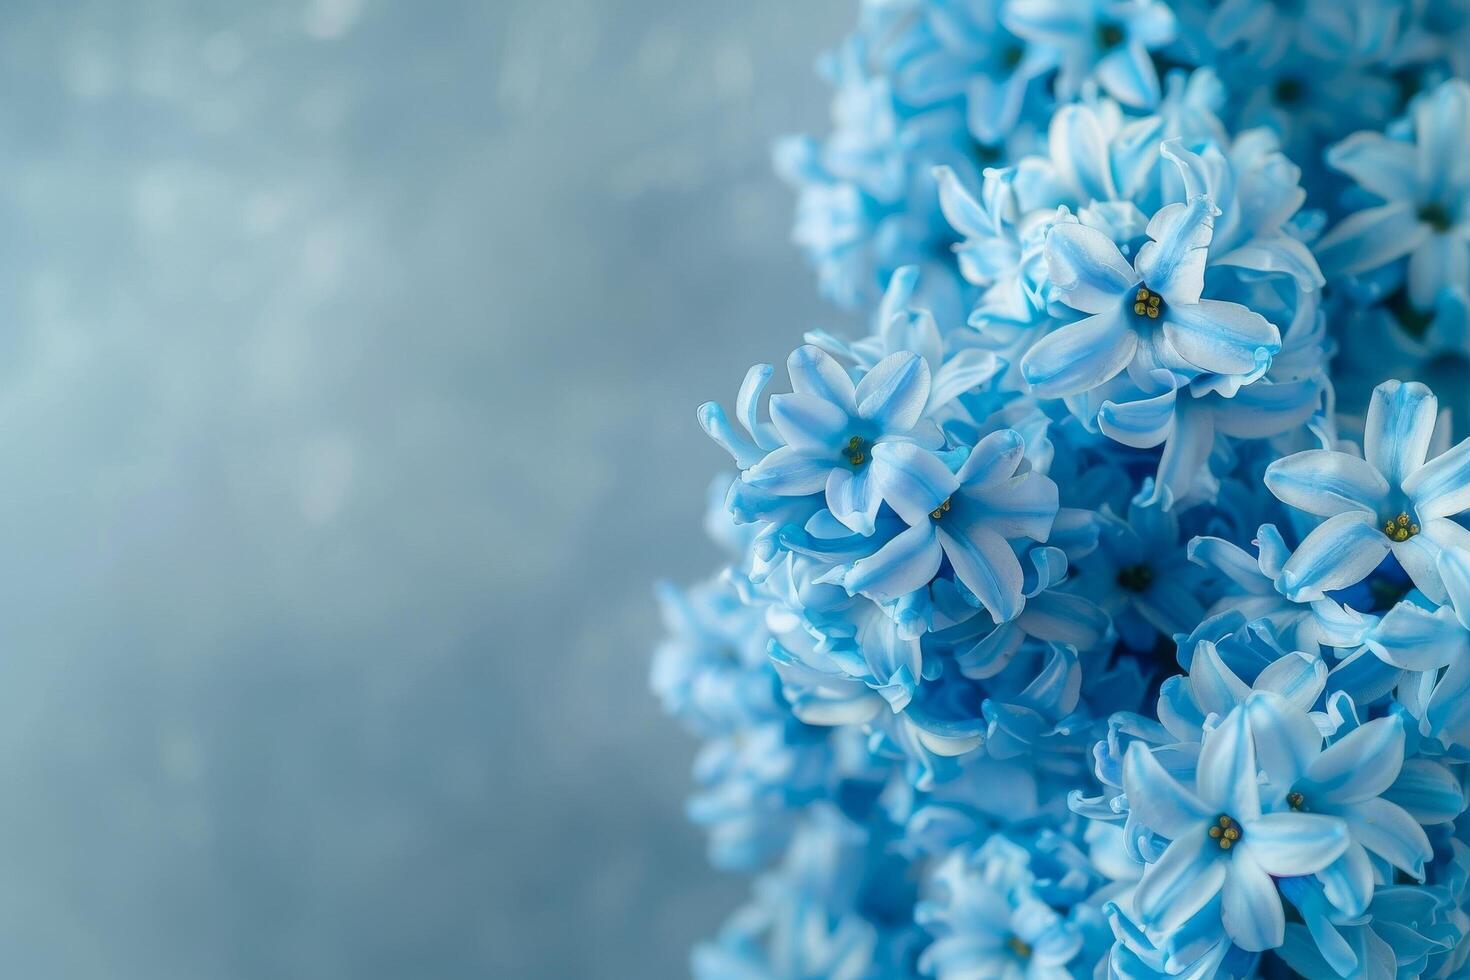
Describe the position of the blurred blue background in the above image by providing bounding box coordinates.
[0,0,852,976]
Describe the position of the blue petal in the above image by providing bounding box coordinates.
[966,72,1028,145]
[1408,234,1469,311]
[1134,832,1227,933]
[1215,236,1325,292]
[1326,131,1418,202]
[954,429,1025,488]
[1254,654,1328,711]
[1342,798,1431,879]
[1363,601,1466,671]
[1188,641,1249,719]
[1315,843,1374,920]
[1244,692,1321,793]
[1220,851,1284,952]
[1046,104,1120,203]
[1021,310,1138,398]
[825,466,882,536]
[1405,439,1470,522]
[1316,201,1431,278]
[936,523,1024,622]
[1365,379,1437,491]
[1438,540,1470,631]
[1135,195,1217,306]
[768,392,849,455]
[961,471,1058,541]
[928,349,1001,410]
[1099,386,1176,449]
[1413,78,1470,204]
[1044,221,1138,314]
[1384,759,1465,825]
[1239,812,1348,876]
[856,351,931,431]
[1212,378,1323,439]
[1277,512,1390,602]
[1095,42,1159,109]
[844,522,943,602]
[1163,299,1280,379]
[1303,716,1405,805]
[1015,591,1109,651]
[1264,450,1388,518]
[870,442,960,526]
[742,446,831,496]
[787,344,857,416]
[737,362,782,449]
[1198,706,1260,819]
[697,401,765,468]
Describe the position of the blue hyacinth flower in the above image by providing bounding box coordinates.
[1122,698,1350,951]
[1264,379,1470,612]
[838,429,1058,621]
[1318,79,1470,311]
[1022,197,1281,398]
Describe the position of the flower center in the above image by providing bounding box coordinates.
[1287,791,1307,812]
[1007,936,1032,959]
[1419,203,1454,233]
[844,436,868,466]
[1382,512,1420,542]
[1384,287,1435,340]
[1132,287,1164,320]
[929,497,952,521]
[1096,23,1125,50]
[1208,814,1242,850]
[1116,563,1154,592]
[1001,45,1024,69]
[1273,77,1304,105]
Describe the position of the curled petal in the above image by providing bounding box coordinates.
[742,446,831,496]
[955,429,1026,488]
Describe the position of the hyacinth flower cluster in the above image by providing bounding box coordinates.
[654,2,1470,977]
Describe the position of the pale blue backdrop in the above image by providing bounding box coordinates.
[0,0,851,976]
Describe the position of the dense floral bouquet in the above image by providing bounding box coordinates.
[653,2,1470,976]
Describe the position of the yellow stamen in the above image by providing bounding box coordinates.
[1132,287,1164,320]
[1383,512,1420,542]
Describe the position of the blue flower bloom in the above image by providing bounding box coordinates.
[1264,379,1470,614]
[1002,0,1176,109]
[916,834,1101,978]
[1023,196,1281,398]
[662,3,1470,975]
[1122,699,1350,951]
[1318,79,1470,311]
[837,429,1058,620]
